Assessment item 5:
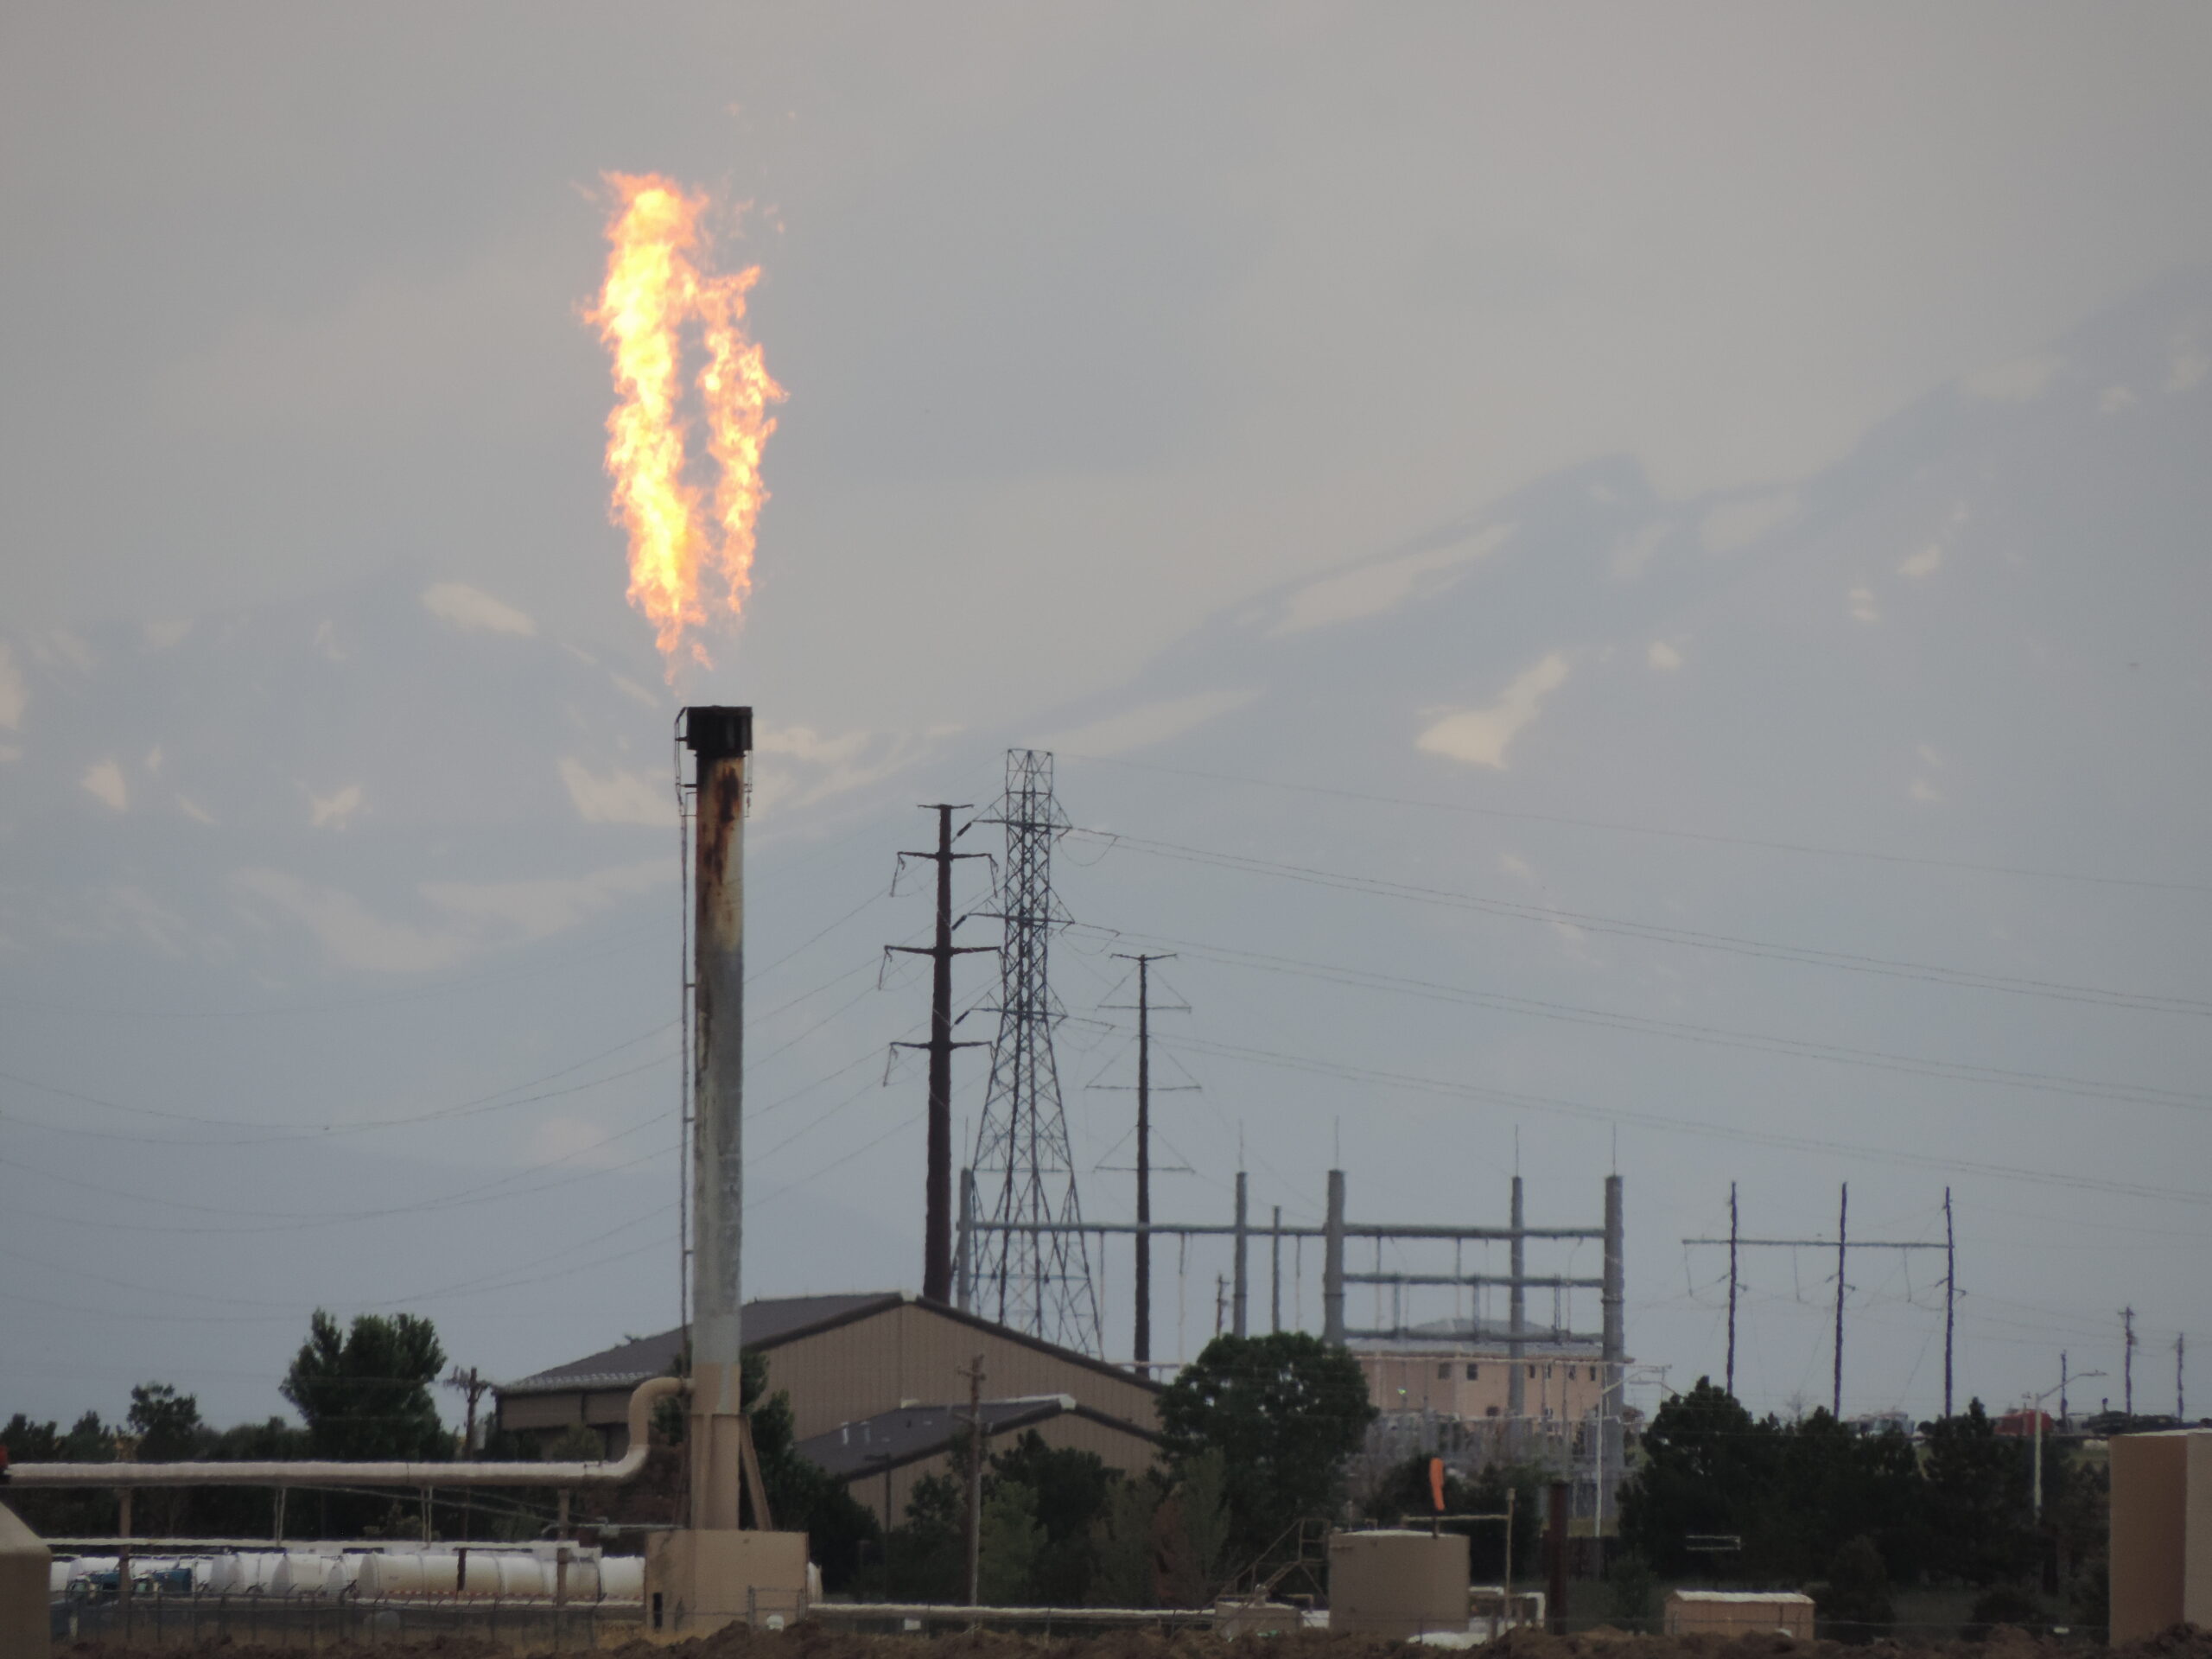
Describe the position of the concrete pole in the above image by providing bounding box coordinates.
[1323,1169,1346,1345]
[1508,1176,1527,1420]
[685,706,751,1533]
[1232,1172,1249,1338]
[1271,1205,1283,1333]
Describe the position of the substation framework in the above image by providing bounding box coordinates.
[955,1166,1630,1522]
[954,1168,1623,1364]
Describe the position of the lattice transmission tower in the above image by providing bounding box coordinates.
[967,749,1102,1354]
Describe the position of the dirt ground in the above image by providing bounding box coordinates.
[53,1623,2212,1659]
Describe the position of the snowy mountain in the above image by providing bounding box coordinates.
[2,272,2207,1428]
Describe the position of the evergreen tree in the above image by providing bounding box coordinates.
[1156,1332,1376,1571]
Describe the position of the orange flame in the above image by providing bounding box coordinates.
[588,174,785,669]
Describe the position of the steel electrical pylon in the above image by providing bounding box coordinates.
[967,749,1102,1355]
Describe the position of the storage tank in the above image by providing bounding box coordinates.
[360,1551,471,1599]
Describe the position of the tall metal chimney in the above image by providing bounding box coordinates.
[683,705,751,1532]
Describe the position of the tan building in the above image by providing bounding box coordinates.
[1357,1346,1612,1423]
[795,1394,1160,1528]
[495,1292,1162,1487]
[2109,1427,2212,1642]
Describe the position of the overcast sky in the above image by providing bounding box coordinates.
[3,3,2209,1431]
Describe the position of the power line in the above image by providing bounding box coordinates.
[1064,922,2212,1116]
[1057,751,2212,896]
[1067,828,2212,1016]
[1158,1032,2212,1208]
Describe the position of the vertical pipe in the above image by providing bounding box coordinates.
[1509,1176,1527,1420]
[1271,1205,1283,1333]
[1232,1172,1249,1338]
[1323,1169,1346,1345]
[684,705,751,1533]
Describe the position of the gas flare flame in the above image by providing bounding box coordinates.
[588,174,784,671]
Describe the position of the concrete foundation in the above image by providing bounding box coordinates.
[644,1527,810,1637]
[2110,1428,2212,1642]
[1328,1529,1469,1637]
[1,1501,52,1657]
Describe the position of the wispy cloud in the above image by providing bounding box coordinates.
[1416,653,1571,770]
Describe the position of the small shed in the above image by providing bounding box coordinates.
[1664,1590,1815,1638]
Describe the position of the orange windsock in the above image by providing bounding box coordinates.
[1428,1456,1447,1513]
[588,173,785,671]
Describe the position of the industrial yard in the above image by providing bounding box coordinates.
[9,8,2212,1659]
[47,1625,2212,1659]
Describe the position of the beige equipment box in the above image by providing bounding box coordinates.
[1328,1529,1470,1637]
[1664,1589,1815,1638]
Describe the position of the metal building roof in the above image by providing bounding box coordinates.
[499,1293,899,1394]
[796,1395,1159,1483]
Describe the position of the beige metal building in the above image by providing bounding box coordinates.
[795,1394,1160,1527]
[495,1293,1162,1469]
[1358,1346,1611,1422]
[2109,1427,2212,1641]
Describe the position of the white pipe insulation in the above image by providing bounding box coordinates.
[6,1376,683,1491]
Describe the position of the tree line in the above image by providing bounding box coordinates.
[1615,1378,2108,1637]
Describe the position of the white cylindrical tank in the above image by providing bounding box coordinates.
[601,1556,644,1600]
[359,1552,461,1599]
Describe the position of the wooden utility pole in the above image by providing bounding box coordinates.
[890,805,989,1303]
[961,1354,986,1608]
[445,1363,490,1547]
[445,1365,489,1452]
[1834,1183,1848,1419]
[2123,1306,2137,1417]
[1943,1187,1956,1417]
[2178,1333,2186,1421]
[1111,952,1175,1366]
[1726,1182,1739,1398]
[1688,1184,1947,1421]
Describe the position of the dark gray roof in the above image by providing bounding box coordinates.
[499,1293,899,1394]
[796,1396,1160,1483]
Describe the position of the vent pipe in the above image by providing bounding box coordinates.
[683,704,751,1531]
